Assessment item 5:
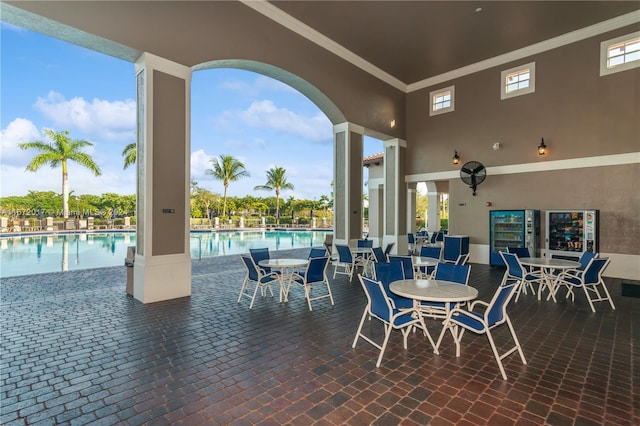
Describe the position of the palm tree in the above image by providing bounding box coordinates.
[254,166,295,224]
[19,129,102,219]
[122,142,136,169]
[205,155,250,217]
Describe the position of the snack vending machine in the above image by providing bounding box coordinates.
[489,210,540,266]
[546,210,599,260]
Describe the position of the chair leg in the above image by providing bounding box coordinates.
[599,280,616,310]
[352,309,369,348]
[376,323,393,368]
[582,286,596,312]
[249,281,261,309]
[305,284,313,311]
[506,316,527,365]
[485,328,508,380]
[238,277,249,303]
[325,279,335,306]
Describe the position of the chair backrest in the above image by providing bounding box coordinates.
[372,247,387,263]
[388,255,414,279]
[407,233,415,244]
[309,247,327,259]
[384,242,395,256]
[455,253,470,265]
[358,275,393,321]
[373,261,413,309]
[335,244,353,263]
[357,239,373,248]
[420,246,441,260]
[582,257,610,285]
[484,278,519,327]
[305,256,329,282]
[241,255,259,281]
[578,251,598,271]
[500,252,524,280]
[507,246,531,258]
[434,263,470,285]
[430,232,438,243]
[435,231,444,242]
[249,247,270,265]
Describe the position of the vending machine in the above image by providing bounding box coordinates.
[546,210,599,260]
[489,210,540,266]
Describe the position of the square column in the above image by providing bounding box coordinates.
[425,181,441,233]
[383,139,408,254]
[134,53,192,303]
[333,122,363,246]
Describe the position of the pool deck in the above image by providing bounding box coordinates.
[1,250,638,425]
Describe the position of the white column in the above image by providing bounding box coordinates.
[133,53,192,304]
[383,139,408,255]
[425,181,441,233]
[333,122,364,246]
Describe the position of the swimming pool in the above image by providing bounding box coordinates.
[0,230,331,278]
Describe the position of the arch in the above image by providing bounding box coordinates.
[194,59,346,125]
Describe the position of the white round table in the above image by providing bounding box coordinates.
[390,278,477,303]
[411,256,439,278]
[518,257,580,301]
[259,258,309,302]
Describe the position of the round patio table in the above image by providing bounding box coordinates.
[518,257,580,301]
[259,258,309,302]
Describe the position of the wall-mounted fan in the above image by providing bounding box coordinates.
[460,161,486,196]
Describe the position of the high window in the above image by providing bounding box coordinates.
[429,85,455,116]
[501,62,536,100]
[600,32,640,76]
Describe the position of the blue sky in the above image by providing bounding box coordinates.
[1,23,382,201]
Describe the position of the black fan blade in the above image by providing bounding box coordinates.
[471,174,477,187]
[472,164,485,174]
[461,167,473,175]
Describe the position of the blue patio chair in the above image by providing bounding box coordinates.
[388,255,414,279]
[238,256,280,309]
[384,242,395,257]
[500,252,543,302]
[249,247,275,274]
[429,232,438,244]
[357,239,373,248]
[353,275,429,367]
[309,247,328,258]
[333,244,356,281]
[454,253,470,265]
[371,246,387,264]
[551,257,614,312]
[407,233,416,255]
[553,251,598,281]
[434,271,526,380]
[419,263,471,319]
[289,256,333,311]
[419,246,441,277]
[373,261,413,311]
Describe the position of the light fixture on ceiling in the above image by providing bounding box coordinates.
[452,150,460,165]
[538,138,547,155]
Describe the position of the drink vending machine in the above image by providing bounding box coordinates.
[489,210,540,267]
[545,210,599,260]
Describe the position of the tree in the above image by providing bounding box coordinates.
[205,155,250,217]
[122,142,136,170]
[254,166,294,225]
[19,129,102,218]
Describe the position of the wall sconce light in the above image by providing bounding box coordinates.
[452,150,460,165]
[538,138,547,155]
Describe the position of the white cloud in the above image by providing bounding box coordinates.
[225,100,332,142]
[190,149,213,180]
[34,91,135,140]
[254,76,297,93]
[0,118,41,165]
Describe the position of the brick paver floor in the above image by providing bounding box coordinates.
[1,248,638,425]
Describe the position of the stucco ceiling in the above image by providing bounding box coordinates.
[3,1,639,88]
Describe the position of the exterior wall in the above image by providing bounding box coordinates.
[405,25,640,278]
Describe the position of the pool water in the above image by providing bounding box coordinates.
[0,230,330,278]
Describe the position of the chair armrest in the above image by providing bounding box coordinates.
[469,300,489,310]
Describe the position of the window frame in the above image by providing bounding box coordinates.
[600,31,640,76]
[429,85,455,116]
[501,62,536,100]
